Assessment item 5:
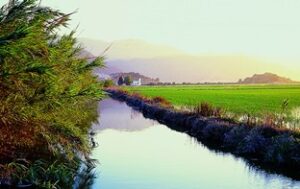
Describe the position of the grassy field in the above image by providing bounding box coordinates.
[124,84,300,117]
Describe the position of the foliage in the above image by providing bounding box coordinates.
[0,0,103,187]
[0,159,80,188]
[237,128,269,155]
[103,79,114,88]
[193,102,224,117]
[223,125,250,149]
[124,75,132,86]
[151,96,171,107]
[264,134,297,164]
[117,76,124,85]
[201,123,231,144]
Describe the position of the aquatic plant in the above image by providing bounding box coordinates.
[194,102,224,117]
[291,107,300,121]
[0,159,84,188]
[264,134,297,165]
[0,0,103,187]
[237,128,269,156]
[151,96,172,107]
[201,123,231,144]
[290,107,300,130]
[223,125,250,149]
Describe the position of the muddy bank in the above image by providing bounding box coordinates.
[106,89,300,180]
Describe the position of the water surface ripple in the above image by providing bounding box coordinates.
[90,99,300,189]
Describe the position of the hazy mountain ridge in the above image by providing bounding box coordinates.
[106,56,287,83]
[79,38,299,83]
[110,72,160,85]
[238,73,298,84]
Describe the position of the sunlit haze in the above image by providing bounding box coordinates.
[1,1,300,188]
[42,0,300,81]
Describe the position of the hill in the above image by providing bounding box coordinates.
[110,72,160,85]
[238,73,297,84]
[79,38,300,83]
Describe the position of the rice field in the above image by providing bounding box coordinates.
[124,84,300,117]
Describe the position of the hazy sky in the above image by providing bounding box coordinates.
[40,0,300,78]
[41,1,299,54]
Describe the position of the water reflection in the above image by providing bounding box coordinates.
[90,99,300,189]
[73,160,97,189]
[92,99,156,132]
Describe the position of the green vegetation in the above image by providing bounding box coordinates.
[103,79,114,88]
[124,84,300,117]
[117,76,124,85]
[124,75,133,86]
[0,0,103,187]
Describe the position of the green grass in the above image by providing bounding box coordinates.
[124,84,300,117]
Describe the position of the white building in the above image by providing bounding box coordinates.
[132,78,142,86]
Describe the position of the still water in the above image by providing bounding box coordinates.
[90,99,300,189]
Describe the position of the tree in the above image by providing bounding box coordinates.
[103,79,114,88]
[118,76,124,85]
[124,75,133,86]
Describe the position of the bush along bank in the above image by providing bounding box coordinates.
[0,1,103,188]
[106,88,300,180]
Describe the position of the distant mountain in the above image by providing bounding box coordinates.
[110,72,159,85]
[78,38,300,83]
[238,73,297,84]
[106,56,285,83]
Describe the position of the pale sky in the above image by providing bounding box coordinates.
[39,0,300,79]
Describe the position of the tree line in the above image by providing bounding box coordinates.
[118,76,132,86]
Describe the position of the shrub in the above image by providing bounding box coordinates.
[152,96,172,107]
[263,113,277,127]
[290,144,300,165]
[194,102,224,117]
[241,113,258,126]
[0,159,81,188]
[237,128,269,156]
[131,92,146,100]
[223,125,250,149]
[201,123,231,144]
[189,118,207,136]
[264,134,297,165]
[103,79,114,88]
[253,126,283,138]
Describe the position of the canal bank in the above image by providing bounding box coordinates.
[105,89,300,180]
[90,98,300,189]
